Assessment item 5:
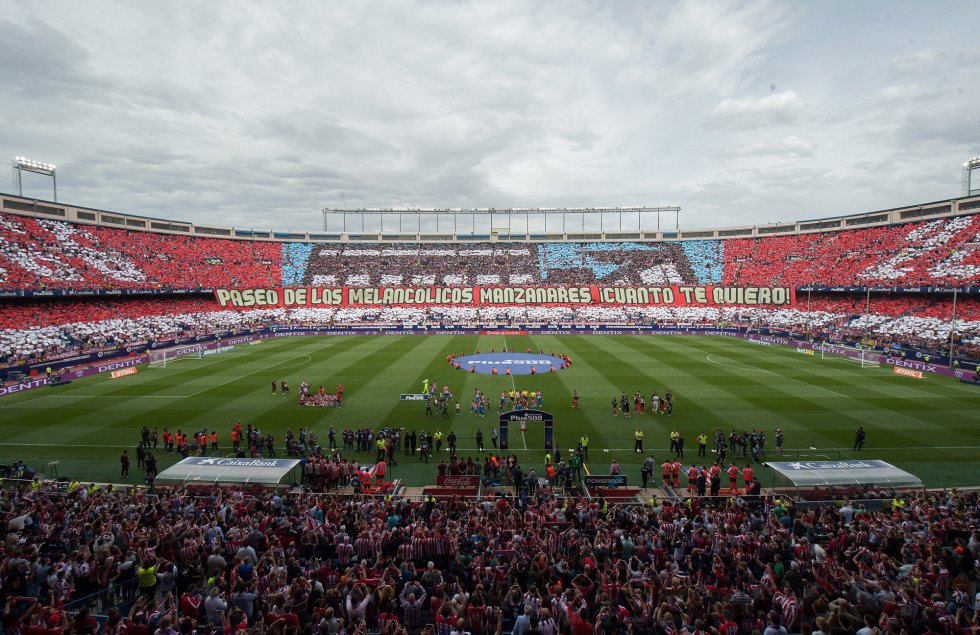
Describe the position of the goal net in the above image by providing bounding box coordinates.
[147,345,203,368]
[818,343,881,368]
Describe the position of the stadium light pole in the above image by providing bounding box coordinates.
[806,288,812,335]
[12,157,57,201]
[963,157,980,196]
[864,287,871,347]
[949,288,958,367]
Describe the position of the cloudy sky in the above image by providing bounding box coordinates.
[1,1,978,233]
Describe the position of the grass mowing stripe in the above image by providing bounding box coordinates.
[692,340,942,449]
[0,334,976,488]
[693,337,980,443]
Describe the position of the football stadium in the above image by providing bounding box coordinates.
[2,4,979,634]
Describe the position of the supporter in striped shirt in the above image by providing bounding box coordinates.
[399,582,428,630]
[335,536,354,567]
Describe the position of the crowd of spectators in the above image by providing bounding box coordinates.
[0,214,280,291]
[0,306,280,366]
[4,207,980,366]
[0,298,221,331]
[802,296,980,321]
[5,295,980,367]
[299,246,541,288]
[4,293,976,335]
[0,480,977,634]
[722,216,980,288]
[534,243,696,286]
[4,211,979,292]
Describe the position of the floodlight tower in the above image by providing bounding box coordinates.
[963,156,980,196]
[12,157,57,201]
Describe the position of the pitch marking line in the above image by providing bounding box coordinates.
[705,353,771,374]
[705,353,850,398]
[182,341,334,398]
[748,342,866,377]
[0,344,266,410]
[17,337,322,408]
[744,340,980,393]
[35,395,191,399]
[268,354,311,371]
[501,334,518,391]
[501,334,525,448]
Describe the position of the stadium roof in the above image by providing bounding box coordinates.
[3,191,978,243]
[155,456,300,486]
[764,459,923,489]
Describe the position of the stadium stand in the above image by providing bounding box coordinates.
[2,211,979,291]
[721,216,980,287]
[0,214,281,291]
[3,200,980,633]
[298,245,541,287]
[0,480,975,634]
[5,297,980,367]
[4,207,980,366]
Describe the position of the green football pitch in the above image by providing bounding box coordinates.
[1,334,977,488]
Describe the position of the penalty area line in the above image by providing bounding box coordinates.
[705,353,850,398]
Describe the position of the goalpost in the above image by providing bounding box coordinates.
[818,343,881,368]
[147,345,203,368]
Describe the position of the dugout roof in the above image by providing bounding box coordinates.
[155,456,300,486]
[764,459,922,489]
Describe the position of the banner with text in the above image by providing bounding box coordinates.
[214,285,795,309]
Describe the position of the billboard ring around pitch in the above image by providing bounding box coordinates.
[455,353,565,375]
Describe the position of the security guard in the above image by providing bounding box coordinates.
[694,433,706,457]
[634,429,644,453]
[580,435,589,460]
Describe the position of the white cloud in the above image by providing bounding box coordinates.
[0,2,978,232]
[707,90,805,130]
[891,49,949,76]
[877,83,930,101]
[728,136,816,158]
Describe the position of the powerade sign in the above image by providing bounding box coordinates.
[584,475,629,488]
[456,352,565,375]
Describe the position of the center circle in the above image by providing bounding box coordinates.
[453,352,567,375]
